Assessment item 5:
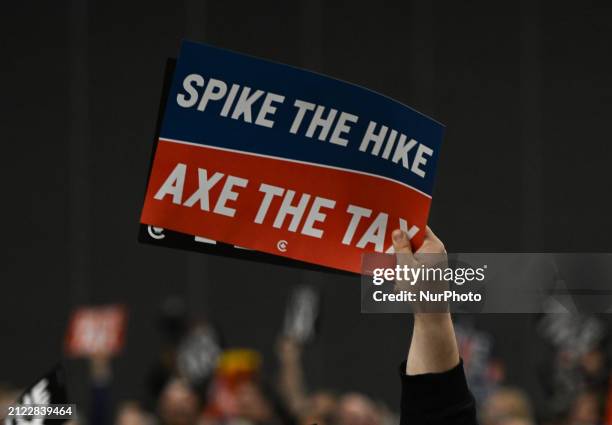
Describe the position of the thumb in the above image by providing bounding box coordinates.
[392,229,413,254]
[392,230,417,281]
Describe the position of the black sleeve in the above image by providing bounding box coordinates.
[90,381,111,425]
[399,360,478,425]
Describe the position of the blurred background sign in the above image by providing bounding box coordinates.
[283,285,319,344]
[4,365,70,425]
[64,305,127,357]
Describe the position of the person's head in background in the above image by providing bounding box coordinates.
[115,401,155,425]
[579,346,609,390]
[481,387,535,425]
[566,390,602,425]
[496,419,535,425]
[235,379,296,425]
[158,378,201,425]
[299,391,338,425]
[234,380,275,424]
[335,393,382,425]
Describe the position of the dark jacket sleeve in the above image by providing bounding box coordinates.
[90,381,111,425]
[399,360,478,425]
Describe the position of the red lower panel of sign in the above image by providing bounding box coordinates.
[141,139,432,273]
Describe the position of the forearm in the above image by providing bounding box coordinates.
[90,356,112,425]
[395,228,477,424]
[278,358,308,414]
[276,339,308,416]
[407,313,460,375]
[401,313,477,425]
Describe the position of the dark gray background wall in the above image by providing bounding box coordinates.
[2,0,611,410]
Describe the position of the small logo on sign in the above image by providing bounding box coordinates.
[147,226,165,240]
[277,240,288,252]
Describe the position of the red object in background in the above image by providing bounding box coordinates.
[64,305,127,356]
[203,349,261,420]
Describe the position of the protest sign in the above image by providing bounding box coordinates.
[64,305,127,357]
[282,286,319,343]
[4,365,71,425]
[140,42,444,273]
[176,324,222,388]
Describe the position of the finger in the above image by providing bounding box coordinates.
[417,226,445,254]
[392,229,413,254]
[392,230,417,288]
[425,226,440,242]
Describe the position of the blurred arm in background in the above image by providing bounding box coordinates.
[276,337,308,418]
[90,353,113,425]
[276,338,339,425]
